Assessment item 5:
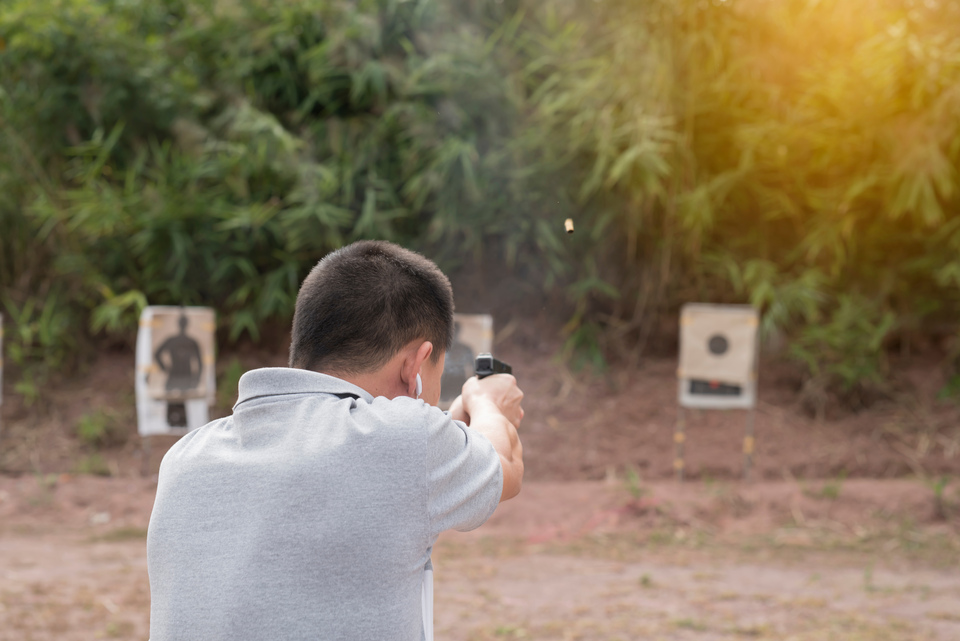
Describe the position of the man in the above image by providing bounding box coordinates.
[147,240,524,640]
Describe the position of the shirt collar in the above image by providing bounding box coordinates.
[234,367,375,409]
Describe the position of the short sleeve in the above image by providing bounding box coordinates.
[425,410,503,536]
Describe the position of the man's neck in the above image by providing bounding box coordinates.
[321,354,408,400]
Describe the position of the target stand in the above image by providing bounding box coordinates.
[675,304,759,481]
[136,306,217,476]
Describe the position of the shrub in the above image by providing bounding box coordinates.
[2,0,960,406]
[76,408,127,448]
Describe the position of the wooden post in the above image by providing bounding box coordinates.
[674,407,686,482]
[141,435,152,478]
[743,408,756,481]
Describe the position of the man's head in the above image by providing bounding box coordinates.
[289,241,454,392]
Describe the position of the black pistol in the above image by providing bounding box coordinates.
[475,353,512,379]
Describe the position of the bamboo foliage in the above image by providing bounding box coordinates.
[0,0,521,351]
[513,0,960,394]
[2,0,960,402]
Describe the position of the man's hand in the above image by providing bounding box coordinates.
[459,374,524,502]
[461,375,524,429]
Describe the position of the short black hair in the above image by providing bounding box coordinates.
[289,241,454,374]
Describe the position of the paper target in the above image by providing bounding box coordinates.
[678,303,759,409]
[439,314,494,408]
[136,306,216,436]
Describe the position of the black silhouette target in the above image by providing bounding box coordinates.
[154,314,203,395]
[146,309,214,402]
[138,306,216,437]
[439,314,493,407]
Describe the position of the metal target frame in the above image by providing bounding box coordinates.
[674,303,760,481]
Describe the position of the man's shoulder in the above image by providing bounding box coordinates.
[363,395,454,436]
[160,416,232,464]
[369,394,441,415]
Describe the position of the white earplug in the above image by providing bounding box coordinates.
[415,373,422,399]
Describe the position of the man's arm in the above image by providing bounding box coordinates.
[456,375,524,502]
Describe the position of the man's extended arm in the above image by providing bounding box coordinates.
[451,375,524,502]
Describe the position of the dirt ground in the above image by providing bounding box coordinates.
[1,474,959,640]
[2,330,960,483]
[1,328,960,639]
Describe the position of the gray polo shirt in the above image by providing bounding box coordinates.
[147,367,502,641]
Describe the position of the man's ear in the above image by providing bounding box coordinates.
[402,340,433,398]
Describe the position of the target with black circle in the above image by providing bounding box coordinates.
[678,304,759,409]
[674,303,761,482]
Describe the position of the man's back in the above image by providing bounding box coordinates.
[147,368,501,641]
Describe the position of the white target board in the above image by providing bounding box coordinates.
[136,306,216,436]
[678,303,759,409]
[439,314,493,408]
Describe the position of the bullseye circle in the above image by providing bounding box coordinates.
[708,334,729,355]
